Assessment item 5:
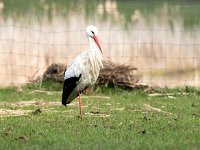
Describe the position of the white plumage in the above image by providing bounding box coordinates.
[64,44,103,90]
[62,25,103,119]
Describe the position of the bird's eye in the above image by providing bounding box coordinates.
[91,31,94,34]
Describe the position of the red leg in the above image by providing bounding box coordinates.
[78,92,82,120]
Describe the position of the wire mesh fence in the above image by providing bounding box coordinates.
[0,0,200,88]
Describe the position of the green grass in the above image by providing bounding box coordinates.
[0,81,200,150]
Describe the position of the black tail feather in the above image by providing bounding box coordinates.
[62,75,81,106]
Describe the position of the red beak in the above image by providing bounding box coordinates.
[93,35,103,54]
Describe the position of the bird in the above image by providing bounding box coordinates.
[62,25,103,119]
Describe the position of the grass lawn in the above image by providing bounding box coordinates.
[0,81,199,150]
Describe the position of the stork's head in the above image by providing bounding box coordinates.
[86,25,102,53]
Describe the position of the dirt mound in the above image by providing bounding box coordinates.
[97,61,140,89]
[43,63,66,82]
[42,61,141,89]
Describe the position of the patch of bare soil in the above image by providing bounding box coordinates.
[0,100,61,107]
[0,100,75,117]
[0,108,75,117]
[0,109,32,117]
[85,111,110,118]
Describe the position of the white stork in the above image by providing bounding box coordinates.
[62,25,103,119]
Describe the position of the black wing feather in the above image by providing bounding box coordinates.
[62,75,81,106]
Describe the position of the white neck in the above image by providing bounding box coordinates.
[87,36,100,53]
[86,35,103,75]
